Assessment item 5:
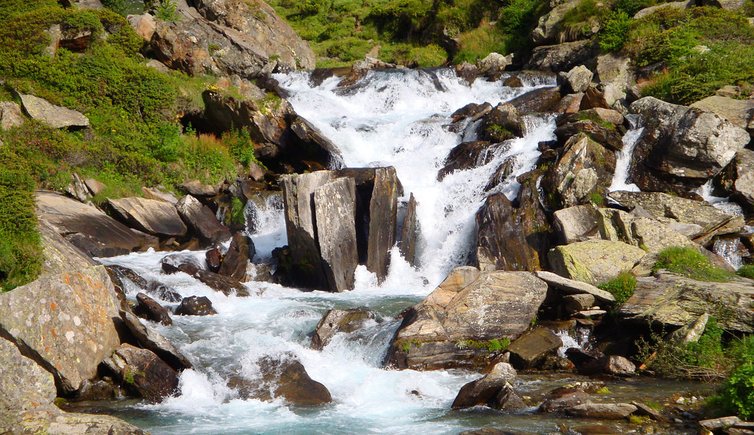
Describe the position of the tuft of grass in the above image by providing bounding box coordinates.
[598,271,636,305]
[457,337,510,352]
[736,265,754,279]
[653,246,733,282]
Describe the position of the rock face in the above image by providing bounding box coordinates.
[314,178,359,292]
[629,97,749,193]
[366,167,399,281]
[0,336,143,434]
[18,94,89,129]
[312,308,374,350]
[150,0,314,78]
[103,343,179,401]
[547,240,646,285]
[0,222,121,393]
[451,362,520,410]
[175,195,230,246]
[108,197,188,238]
[36,191,156,257]
[620,272,754,333]
[386,268,548,370]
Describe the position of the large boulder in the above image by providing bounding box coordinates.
[451,362,520,410]
[0,336,143,434]
[18,94,89,129]
[399,193,419,266]
[36,191,157,257]
[108,197,188,238]
[526,40,599,73]
[507,87,563,113]
[103,343,179,401]
[134,292,172,326]
[547,240,646,285]
[595,53,634,110]
[229,355,331,406]
[715,148,754,212]
[150,0,314,78]
[162,259,249,296]
[553,204,600,244]
[175,194,230,246]
[311,308,375,350]
[628,97,749,193]
[366,167,399,282]
[0,222,121,393]
[531,0,581,44]
[691,95,753,137]
[620,271,754,333]
[386,268,548,370]
[218,232,255,281]
[314,178,359,292]
[175,296,217,316]
[560,65,593,94]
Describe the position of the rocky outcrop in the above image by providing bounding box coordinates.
[36,191,157,257]
[0,222,121,393]
[526,40,598,73]
[218,232,255,281]
[108,197,188,238]
[451,362,522,410]
[175,296,217,316]
[386,268,548,370]
[620,271,754,333]
[103,343,179,401]
[311,308,375,350]
[175,194,230,246]
[150,0,313,79]
[628,97,749,193]
[547,240,646,285]
[18,94,89,129]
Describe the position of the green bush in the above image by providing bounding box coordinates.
[599,11,631,52]
[598,271,636,305]
[653,246,733,282]
[737,265,754,279]
[710,335,754,419]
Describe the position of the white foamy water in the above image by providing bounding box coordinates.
[100,69,565,434]
[608,115,643,193]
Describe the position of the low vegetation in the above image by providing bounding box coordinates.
[598,271,636,305]
[653,246,733,282]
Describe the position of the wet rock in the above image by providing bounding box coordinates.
[620,271,754,333]
[629,96,749,193]
[0,101,25,130]
[503,75,524,88]
[148,283,182,303]
[715,149,754,212]
[175,296,217,316]
[553,204,600,243]
[18,93,89,129]
[119,310,191,371]
[555,114,624,151]
[560,65,593,94]
[566,402,637,419]
[602,355,636,376]
[134,292,172,326]
[176,195,230,246]
[535,271,616,304]
[37,191,156,257]
[507,87,563,113]
[206,247,222,272]
[438,141,495,179]
[108,197,188,238]
[218,233,255,281]
[312,308,375,350]
[632,401,667,422]
[387,269,548,370]
[399,193,419,266]
[479,103,526,141]
[450,102,492,124]
[256,355,332,406]
[314,178,359,292]
[367,167,399,282]
[162,257,249,296]
[507,328,563,369]
[526,40,599,73]
[75,377,125,401]
[103,343,179,402]
[451,362,519,409]
[540,387,592,413]
[547,240,646,285]
[0,222,121,394]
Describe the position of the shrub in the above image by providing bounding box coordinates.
[737,265,754,279]
[653,246,733,282]
[155,0,178,22]
[599,11,631,52]
[598,271,636,305]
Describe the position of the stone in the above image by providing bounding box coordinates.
[716,149,754,212]
[175,296,217,316]
[258,356,332,406]
[535,271,616,304]
[507,328,563,369]
[547,240,646,285]
[176,194,230,246]
[479,103,526,141]
[439,141,495,179]
[553,204,600,243]
[103,343,179,401]
[629,97,749,193]
[83,178,105,196]
[311,308,374,350]
[0,101,25,130]
[564,294,596,314]
[526,40,598,72]
[579,85,611,110]
[162,255,249,296]
[37,191,158,257]
[507,87,563,113]
[218,232,255,281]
[399,193,419,266]
[603,355,636,376]
[120,310,191,371]
[699,416,743,431]
[178,180,217,197]
[620,271,754,333]
[314,178,359,292]
[566,402,638,419]
[557,92,584,114]
[632,401,667,422]
[367,167,399,282]
[476,52,514,79]
[634,1,690,19]
[134,292,172,326]
[596,53,634,109]
[0,222,121,393]
[555,115,624,151]
[386,269,548,370]
[288,115,346,169]
[65,172,91,203]
[451,362,518,409]
[561,65,593,93]
[18,94,88,129]
[108,197,188,238]
[127,13,156,41]
[206,247,222,272]
[142,186,179,204]
[532,0,581,44]
[691,95,754,135]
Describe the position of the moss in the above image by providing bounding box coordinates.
[653,246,733,282]
[595,386,611,395]
[737,265,754,279]
[598,271,636,305]
[229,197,246,226]
[457,337,510,352]
[397,339,422,353]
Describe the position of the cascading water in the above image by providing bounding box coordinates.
[100,69,572,433]
[608,115,643,193]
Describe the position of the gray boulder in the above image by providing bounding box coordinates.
[566,402,638,419]
[547,240,646,285]
[477,52,514,79]
[0,101,25,130]
[690,95,753,136]
[596,53,634,110]
[175,194,230,246]
[19,94,88,129]
[451,362,521,410]
[553,204,600,244]
[560,65,593,93]
[532,0,581,44]
[366,167,399,282]
[526,40,598,72]
[108,197,188,238]
[634,1,690,19]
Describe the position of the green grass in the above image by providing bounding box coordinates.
[653,246,733,282]
[598,271,636,305]
[457,337,510,352]
[736,265,754,279]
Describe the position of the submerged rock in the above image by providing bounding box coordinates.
[311,308,375,350]
[175,296,217,316]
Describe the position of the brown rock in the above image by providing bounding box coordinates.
[103,344,179,401]
[108,197,187,238]
[119,310,192,371]
[452,362,518,409]
[366,167,399,282]
[218,233,255,281]
[175,296,217,316]
[176,194,230,246]
[566,402,638,419]
[206,247,222,272]
[507,87,563,113]
[507,328,563,369]
[134,292,172,326]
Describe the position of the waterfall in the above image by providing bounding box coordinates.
[696,179,745,217]
[608,115,643,193]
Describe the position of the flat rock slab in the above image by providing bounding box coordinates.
[536,271,616,304]
[620,271,754,333]
[566,402,638,419]
[19,94,89,129]
[37,191,156,256]
[109,197,187,238]
[547,240,646,285]
[508,327,563,369]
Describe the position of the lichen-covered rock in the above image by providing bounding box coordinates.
[108,197,188,238]
[386,268,548,370]
[0,222,121,393]
[18,94,89,129]
[553,204,600,244]
[0,101,25,130]
[535,271,615,304]
[547,240,646,285]
[690,95,754,136]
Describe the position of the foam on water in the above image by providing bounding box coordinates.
[608,115,643,193]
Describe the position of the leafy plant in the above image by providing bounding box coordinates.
[653,246,733,282]
[155,0,178,22]
[599,11,631,52]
